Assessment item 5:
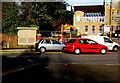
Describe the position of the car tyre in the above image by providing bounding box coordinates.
[74,48,81,54]
[62,48,65,52]
[113,46,119,52]
[40,47,46,53]
[100,48,107,54]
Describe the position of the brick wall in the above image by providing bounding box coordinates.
[0,33,36,48]
[0,34,18,48]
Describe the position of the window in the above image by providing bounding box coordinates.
[117,26,120,30]
[116,26,119,30]
[112,16,114,20]
[44,39,51,44]
[79,40,84,44]
[79,39,97,44]
[85,26,88,32]
[86,40,97,44]
[112,12,114,15]
[67,39,76,43]
[99,26,103,33]
[92,26,95,33]
[77,15,80,21]
[118,12,120,16]
[104,37,113,43]
[52,40,61,44]
[79,39,88,44]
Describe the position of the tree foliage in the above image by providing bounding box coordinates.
[2,2,73,34]
[2,3,29,34]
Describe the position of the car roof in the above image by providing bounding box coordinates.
[42,39,55,40]
[82,36,109,38]
[70,38,98,42]
[70,38,91,40]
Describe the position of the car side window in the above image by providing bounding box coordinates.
[104,37,113,43]
[79,39,97,44]
[44,39,51,44]
[79,39,88,44]
[86,40,97,44]
[52,40,61,44]
[79,40,84,44]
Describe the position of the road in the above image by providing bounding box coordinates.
[1,51,119,83]
[2,51,119,64]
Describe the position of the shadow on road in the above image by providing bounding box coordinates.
[2,49,119,83]
[2,49,52,83]
[2,51,50,72]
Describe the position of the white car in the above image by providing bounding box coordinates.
[35,39,65,53]
[82,36,120,52]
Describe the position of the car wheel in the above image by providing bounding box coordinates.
[113,46,119,52]
[62,47,64,52]
[100,48,107,54]
[74,48,81,54]
[40,47,46,53]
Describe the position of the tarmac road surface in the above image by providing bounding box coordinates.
[1,51,119,83]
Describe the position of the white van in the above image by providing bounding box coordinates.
[82,36,120,52]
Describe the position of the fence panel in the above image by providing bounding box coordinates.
[112,38,120,44]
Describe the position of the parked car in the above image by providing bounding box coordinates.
[82,36,120,52]
[63,38,108,54]
[35,39,65,53]
[114,30,120,38]
[107,30,120,38]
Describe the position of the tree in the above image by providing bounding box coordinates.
[2,2,30,34]
[2,2,74,34]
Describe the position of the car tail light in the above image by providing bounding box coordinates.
[66,45,74,47]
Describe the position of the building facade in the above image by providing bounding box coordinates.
[110,0,120,31]
[73,0,120,36]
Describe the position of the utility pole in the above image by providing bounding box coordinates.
[109,0,112,39]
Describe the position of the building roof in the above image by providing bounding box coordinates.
[74,5,104,13]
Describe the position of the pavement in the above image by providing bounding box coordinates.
[1,48,35,53]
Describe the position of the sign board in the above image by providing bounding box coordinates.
[104,25,110,33]
[63,27,70,33]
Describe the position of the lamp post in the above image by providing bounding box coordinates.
[109,0,112,39]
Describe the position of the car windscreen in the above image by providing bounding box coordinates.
[67,39,76,43]
[36,39,42,43]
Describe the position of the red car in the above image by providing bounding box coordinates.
[64,38,108,54]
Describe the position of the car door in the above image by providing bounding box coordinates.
[104,37,113,50]
[79,39,99,52]
[44,39,54,50]
[51,39,64,50]
[78,39,88,52]
[85,39,100,52]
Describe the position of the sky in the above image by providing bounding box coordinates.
[65,0,111,6]
[65,0,111,11]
